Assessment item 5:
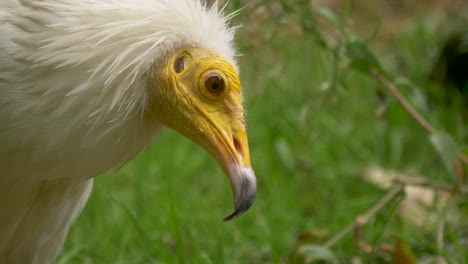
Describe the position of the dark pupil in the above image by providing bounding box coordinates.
[206,74,224,95]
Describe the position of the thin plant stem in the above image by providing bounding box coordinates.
[370,67,468,169]
[370,68,435,134]
[324,185,404,248]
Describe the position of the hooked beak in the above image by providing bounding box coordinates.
[224,165,257,221]
[205,119,257,221]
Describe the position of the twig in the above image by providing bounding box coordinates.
[359,184,404,224]
[392,176,468,193]
[370,68,435,134]
[436,218,445,264]
[454,159,465,188]
[371,67,468,169]
[324,219,355,248]
[324,184,404,248]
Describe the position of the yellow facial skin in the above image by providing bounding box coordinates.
[146,47,256,220]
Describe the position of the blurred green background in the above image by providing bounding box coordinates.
[59,0,467,263]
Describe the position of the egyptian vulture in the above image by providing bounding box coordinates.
[0,0,257,263]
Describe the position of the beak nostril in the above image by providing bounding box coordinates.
[233,137,243,161]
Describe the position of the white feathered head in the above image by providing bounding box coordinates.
[7,0,255,219]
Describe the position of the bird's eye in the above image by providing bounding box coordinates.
[174,56,185,74]
[205,73,225,97]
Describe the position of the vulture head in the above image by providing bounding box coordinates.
[2,0,256,222]
[147,46,256,219]
[1,0,257,261]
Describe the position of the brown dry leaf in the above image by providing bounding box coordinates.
[297,229,330,243]
[394,238,416,264]
[362,165,450,228]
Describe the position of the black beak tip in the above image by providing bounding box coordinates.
[222,188,256,221]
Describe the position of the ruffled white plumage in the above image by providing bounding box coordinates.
[0,0,237,262]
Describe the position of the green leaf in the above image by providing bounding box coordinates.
[56,246,83,264]
[342,0,356,19]
[280,0,294,13]
[275,138,295,169]
[316,7,344,34]
[300,12,316,31]
[296,245,340,264]
[430,131,460,178]
[346,41,382,74]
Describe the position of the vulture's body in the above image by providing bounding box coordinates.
[0,1,256,263]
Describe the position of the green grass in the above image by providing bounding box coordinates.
[59,3,467,263]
